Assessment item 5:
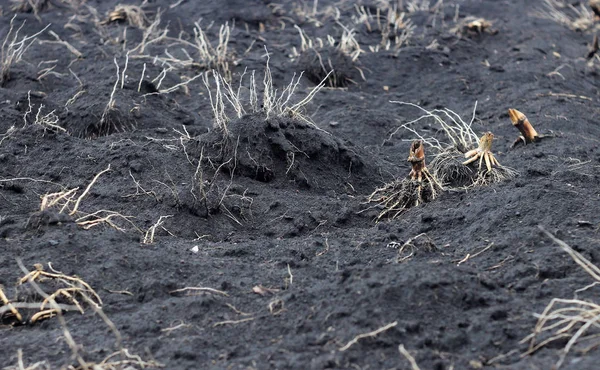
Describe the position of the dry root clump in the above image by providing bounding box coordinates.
[463,132,500,172]
[0,263,102,325]
[463,132,517,185]
[430,147,475,187]
[368,140,443,220]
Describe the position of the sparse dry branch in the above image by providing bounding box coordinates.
[70,164,111,215]
[390,100,479,152]
[169,287,229,296]
[4,349,50,370]
[399,344,421,370]
[143,215,173,244]
[339,321,398,351]
[1,16,50,86]
[388,233,437,262]
[39,30,83,58]
[534,0,594,31]
[33,104,65,133]
[37,165,138,232]
[519,227,600,369]
[213,317,255,327]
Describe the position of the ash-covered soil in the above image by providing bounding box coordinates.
[1,0,600,369]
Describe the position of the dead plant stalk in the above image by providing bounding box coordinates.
[1,16,50,86]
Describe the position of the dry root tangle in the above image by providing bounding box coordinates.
[520,227,600,369]
[463,132,517,186]
[391,101,517,188]
[39,165,140,232]
[2,261,161,369]
[0,263,101,325]
[533,0,596,31]
[1,16,49,86]
[367,140,443,221]
[203,48,332,134]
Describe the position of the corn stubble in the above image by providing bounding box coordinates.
[368,140,442,221]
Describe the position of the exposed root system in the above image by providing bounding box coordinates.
[367,140,442,221]
[1,263,101,325]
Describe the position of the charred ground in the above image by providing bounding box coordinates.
[1,0,600,369]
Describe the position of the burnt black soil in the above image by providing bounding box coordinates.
[2,0,600,369]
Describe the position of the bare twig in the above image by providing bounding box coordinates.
[169,287,229,296]
[339,321,398,351]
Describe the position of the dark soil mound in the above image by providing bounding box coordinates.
[197,113,378,193]
[297,47,357,87]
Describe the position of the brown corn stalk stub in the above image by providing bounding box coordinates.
[407,140,426,182]
[508,108,553,148]
[366,139,444,220]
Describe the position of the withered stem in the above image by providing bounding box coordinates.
[509,109,538,144]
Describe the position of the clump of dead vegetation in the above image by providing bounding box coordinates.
[35,164,140,232]
[533,0,596,31]
[519,227,600,369]
[1,15,49,87]
[367,140,443,220]
[185,53,336,222]
[1,261,161,369]
[352,3,416,53]
[293,23,363,87]
[389,101,516,189]
[203,50,332,133]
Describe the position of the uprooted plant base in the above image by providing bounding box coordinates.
[367,178,440,221]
